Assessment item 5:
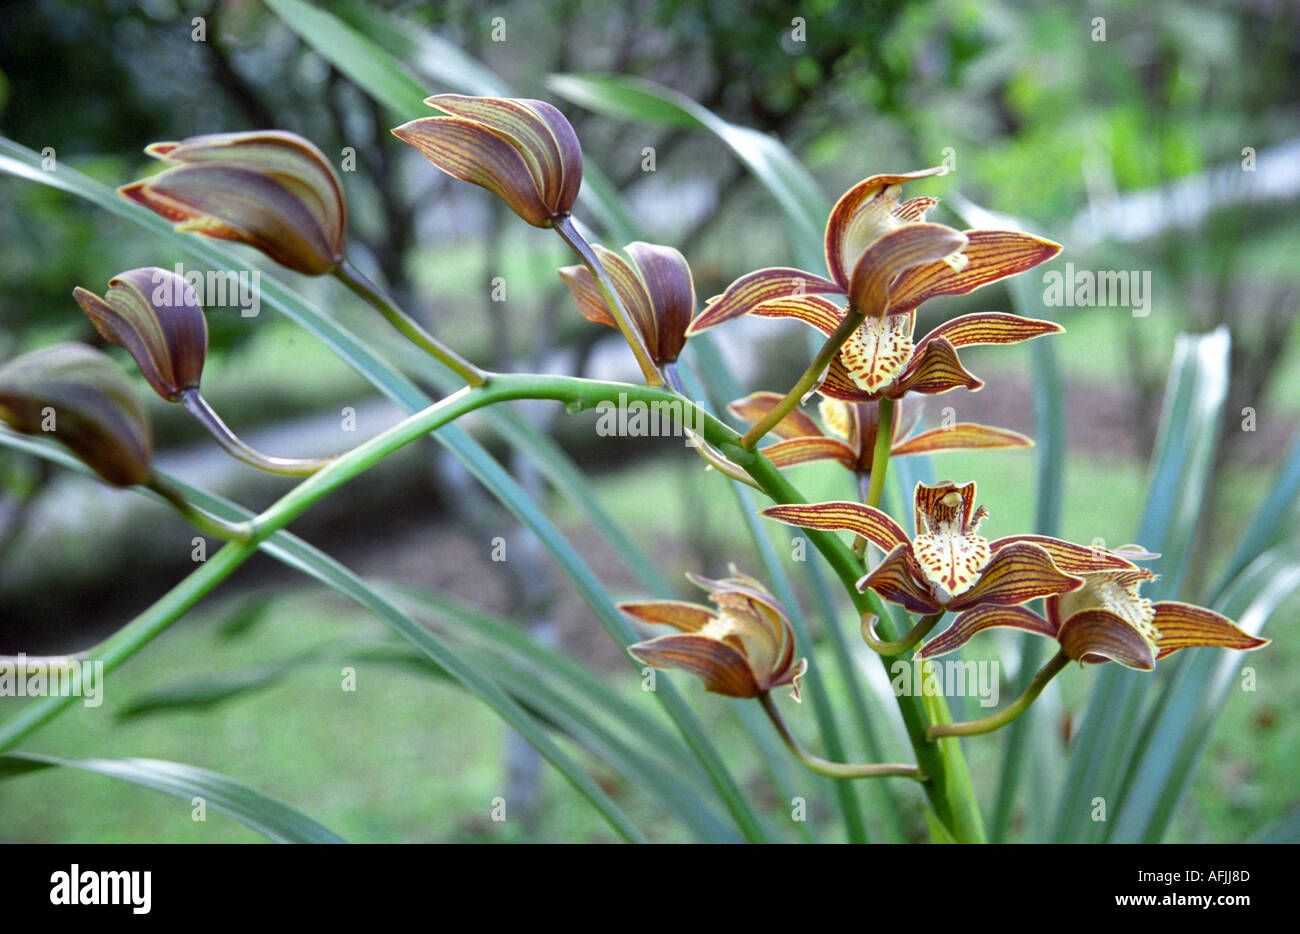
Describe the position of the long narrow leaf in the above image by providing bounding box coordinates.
[0,752,346,843]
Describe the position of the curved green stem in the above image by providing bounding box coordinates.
[928,650,1070,739]
[760,693,924,782]
[863,396,895,508]
[1,372,984,841]
[552,216,663,387]
[179,390,334,477]
[334,258,487,387]
[146,475,255,542]
[862,611,944,657]
[739,305,865,450]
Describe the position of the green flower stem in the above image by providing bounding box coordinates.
[863,396,895,508]
[738,305,865,450]
[862,611,944,657]
[179,390,335,477]
[759,693,924,782]
[928,650,1070,739]
[334,258,487,388]
[0,372,984,841]
[146,475,256,542]
[552,216,664,387]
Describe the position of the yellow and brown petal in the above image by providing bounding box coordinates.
[393,94,582,228]
[120,131,346,276]
[623,570,806,700]
[73,267,209,403]
[918,566,1268,671]
[0,343,153,487]
[559,241,693,365]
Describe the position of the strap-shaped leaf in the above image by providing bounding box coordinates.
[0,752,345,843]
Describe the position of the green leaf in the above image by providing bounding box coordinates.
[1212,431,1300,601]
[1052,328,1231,844]
[0,752,346,843]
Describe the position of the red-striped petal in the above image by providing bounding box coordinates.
[917,312,1063,349]
[1057,609,1156,670]
[687,268,841,334]
[856,544,943,615]
[1152,602,1270,661]
[948,542,1082,612]
[888,230,1061,314]
[918,604,1057,659]
[751,295,844,337]
[727,392,824,439]
[619,600,716,632]
[762,501,910,552]
[762,437,856,469]
[990,536,1141,574]
[628,634,762,698]
[890,338,983,397]
[890,423,1032,457]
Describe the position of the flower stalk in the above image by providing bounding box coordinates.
[927,649,1070,739]
[862,610,944,657]
[333,259,487,387]
[552,217,664,387]
[760,692,924,781]
[739,304,865,449]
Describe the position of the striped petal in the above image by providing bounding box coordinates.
[855,544,943,614]
[917,312,1064,349]
[888,230,1061,314]
[948,542,1082,611]
[990,535,1142,574]
[890,337,983,398]
[626,241,693,363]
[138,130,346,270]
[727,392,823,439]
[1152,602,1269,660]
[687,268,841,334]
[619,600,716,633]
[1057,609,1157,670]
[557,263,615,328]
[591,245,658,353]
[918,604,1057,659]
[890,423,1032,457]
[120,165,340,275]
[762,501,910,553]
[0,343,153,487]
[824,167,948,286]
[74,268,208,403]
[847,223,969,318]
[628,634,761,698]
[751,295,844,337]
[763,436,856,469]
[393,116,553,226]
[425,95,580,212]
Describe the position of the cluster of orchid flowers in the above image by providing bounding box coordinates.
[0,92,1264,784]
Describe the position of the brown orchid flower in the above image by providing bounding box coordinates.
[119,131,346,276]
[764,481,1142,616]
[393,94,582,228]
[689,166,1058,331]
[686,167,1062,402]
[728,393,1031,474]
[558,241,693,370]
[918,564,1268,671]
[623,569,807,701]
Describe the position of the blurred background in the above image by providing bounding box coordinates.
[0,0,1297,842]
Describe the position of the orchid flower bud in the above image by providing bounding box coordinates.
[119,131,346,275]
[558,241,693,366]
[73,267,208,403]
[0,343,153,487]
[393,95,582,227]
